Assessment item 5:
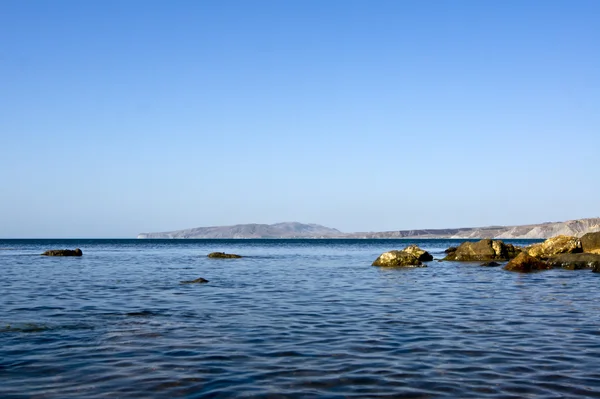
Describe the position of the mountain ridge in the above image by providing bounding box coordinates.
[138,218,600,239]
[137,222,342,239]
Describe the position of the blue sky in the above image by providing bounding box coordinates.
[1,0,599,238]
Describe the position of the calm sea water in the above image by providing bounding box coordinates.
[2,238,600,399]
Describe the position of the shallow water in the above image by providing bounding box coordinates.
[2,239,600,398]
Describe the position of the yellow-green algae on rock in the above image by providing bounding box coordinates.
[372,245,432,267]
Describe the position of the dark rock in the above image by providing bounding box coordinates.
[207,252,242,259]
[181,277,209,284]
[480,261,501,267]
[504,252,551,272]
[525,235,582,259]
[372,250,425,267]
[444,246,458,254]
[581,232,600,254]
[41,248,83,256]
[546,253,600,270]
[126,310,157,317]
[443,239,520,261]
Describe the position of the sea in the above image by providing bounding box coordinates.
[2,238,600,399]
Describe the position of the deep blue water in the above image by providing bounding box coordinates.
[2,238,600,398]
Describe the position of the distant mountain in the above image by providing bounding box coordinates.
[346,218,600,239]
[137,222,343,239]
[138,218,600,239]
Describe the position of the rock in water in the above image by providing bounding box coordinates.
[546,253,600,270]
[581,232,600,254]
[525,235,582,259]
[207,252,242,259]
[181,277,209,284]
[443,239,520,261]
[504,252,551,272]
[41,248,83,256]
[480,261,501,267]
[372,245,432,267]
[403,245,434,261]
[372,251,423,267]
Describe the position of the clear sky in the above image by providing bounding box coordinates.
[1,0,599,238]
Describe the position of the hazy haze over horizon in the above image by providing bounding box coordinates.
[1,0,599,238]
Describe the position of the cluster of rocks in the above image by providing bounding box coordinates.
[372,232,600,273]
[506,233,600,272]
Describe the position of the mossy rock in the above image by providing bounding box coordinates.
[581,232,600,254]
[372,249,426,268]
[504,252,551,273]
[444,239,520,261]
[525,235,582,259]
[403,244,434,261]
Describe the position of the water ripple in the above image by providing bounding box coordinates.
[1,239,600,398]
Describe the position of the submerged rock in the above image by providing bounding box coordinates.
[526,235,582,259]
[181,277,209,284]
[372,245,431,267]
[443,239,520,261]
[504,252,551,273]
[581,232,600,254]
[546,253,600,270]
[207,252,242,259]
[41,248,83,257]
[480,261,501,267]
